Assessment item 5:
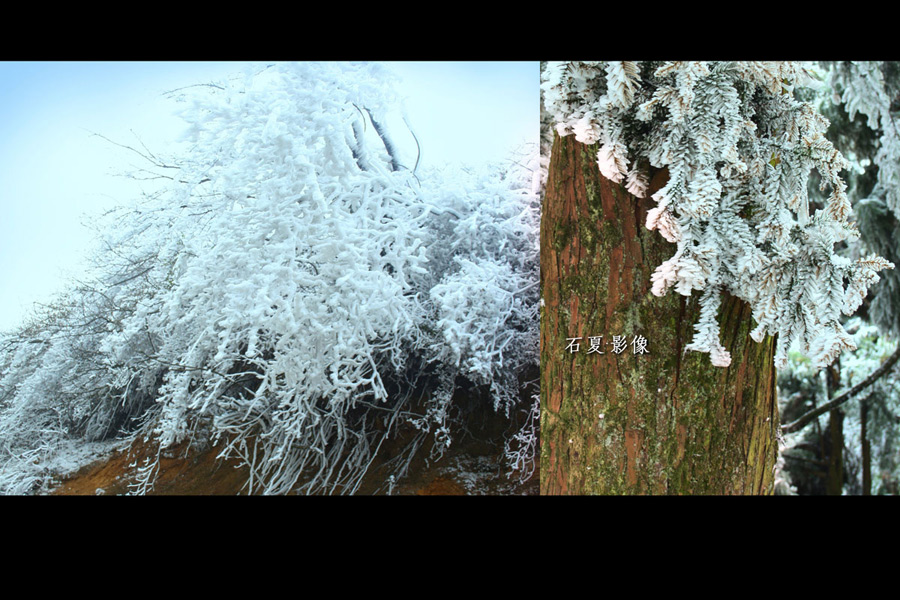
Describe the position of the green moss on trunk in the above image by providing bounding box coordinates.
[540,134,779,495]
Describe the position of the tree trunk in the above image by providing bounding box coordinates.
[826,409,845,495]
[540,133,780,495]
[861,400,871,496]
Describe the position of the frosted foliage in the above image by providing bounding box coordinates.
[837,323,900,494]
[0,63,539,494]
[829,62,900,221]
[827,62,900,337]
[543,61,894,369]
[780,320,900,494]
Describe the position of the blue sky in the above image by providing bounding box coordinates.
[0,61,538,332]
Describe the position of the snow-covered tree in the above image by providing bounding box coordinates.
[776,62,900,494]
[779,320,900,494]
[540,61,893,494]
[543,61,892,370]
[0,62,539,495]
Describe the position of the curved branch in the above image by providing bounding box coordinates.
[782,344,900,434]
[401,114,421,178]
[362,107,402,172]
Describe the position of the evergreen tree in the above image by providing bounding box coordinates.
[541,61,892,494]
[778,62,900,495]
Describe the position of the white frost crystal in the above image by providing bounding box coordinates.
[543,61,894,369]
[0,62,540,494]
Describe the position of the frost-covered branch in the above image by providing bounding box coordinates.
[0,62,539,494]
[828,62,900,221]
[362,107,402,172]
[782,343,900,433]
[542,61,893,369]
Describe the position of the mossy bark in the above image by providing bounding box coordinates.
[540,134,780,495]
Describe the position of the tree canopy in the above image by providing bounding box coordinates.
[0,62,540,495]
[542,61,893,371]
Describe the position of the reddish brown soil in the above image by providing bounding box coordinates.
[52,406,538,496]
[52,437,251,496]
[414,477,468,495]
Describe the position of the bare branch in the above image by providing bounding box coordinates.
[401,114,421,178]
[90,132,179,170]
[161,82,225,96]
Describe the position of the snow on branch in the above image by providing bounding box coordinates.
[828,61,900,223]
[543,61,893,369]
[0,62,540,494]
[782,343,900,433]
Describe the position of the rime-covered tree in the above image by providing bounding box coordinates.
[540,61,892,494]
[0,63,540,495]
[777,62,900,495]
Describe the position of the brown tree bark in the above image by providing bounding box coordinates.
[826,409,845,495]
[540,133,780,495]
[861,400,871,496]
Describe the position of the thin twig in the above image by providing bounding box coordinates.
[161,82,226,96]
[90,132,179,170]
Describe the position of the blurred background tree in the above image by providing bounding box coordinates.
[779,62,900,495]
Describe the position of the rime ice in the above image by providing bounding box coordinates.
[543,61,893,370]
[0,62,541,495]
